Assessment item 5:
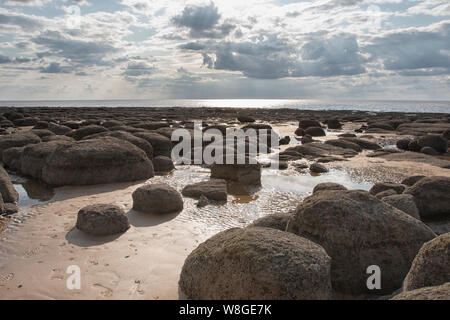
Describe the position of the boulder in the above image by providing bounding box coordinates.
[299,120,322,129]
[2,203,19,216]
[76,204,130,236]
[152,156,175,173]
[82,130,153,159]
[421,147,439,155]
[132,183,183,214]
[382,194,420,220]
[403,233,449,291]
[294,128,305,136]
[41,137,154,186]
[68,125,108,140]
[325,139,362,152]
[237,114,255,123]
[286,190,436,295]
[134,132,172,157]
[249,213,292,231]
[48,123,72,135]
[310,163,328,174]
[341,137,381,150]
[0,166,19,203]
[392,283,450,300]
[279,136,290,145]
[405,176,450,219]
[369,182,406,196]
[211,163,261,185]
[21,141,72,180]
[327,119,342,130]
[313,183,347,194]
[179,227,332,300]
[305,127,326,137]
[2,146,24,172]
[182,179,227,201]
[417,135,448,153]
[375,189,398,199]
[397,138,412,151]
[0,132,41,155]
[133,121,169,131]
[401,175,425,187]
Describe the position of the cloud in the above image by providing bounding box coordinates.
[171,2,235,39]
[39,62,73,74]
[122,61,156,77]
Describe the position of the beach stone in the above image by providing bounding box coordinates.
[0,166,19,203]
[82,131,153,159]
[42,137,154,186]
[211,162,261,185]
[403,233,449,291]
[299,120,322,129]
[249,212,292,231]
[21,141,72,180]
[286,190,436,295]
[305,127,326,137]
[392,283,450,300]
[30,129,54,138]
[132,183,183,214]
[101,120,122,128]
[368,122,395,131]
[408,140,422,152]
[313,183,347,194]
[341,137,381,150]
[134,131,172,157]
[443,129,450,140]
[382,194,420,220]
[405,176,450,219]
[338,133,356,138]
[369,182,406,196]
[421,146,439,155]
[327,119,342,129]
[237,114,255,123]
[42,135,74,143]
[294,128,305,136]
[375,189,398,199]
[48,123,72,135]
[152,156,175,172]
[301,134,313,144]
[279,136,290,145]
[182,179,227,201]
[61,121,80,129]
[310,163,328,173]
[417,134,448,153]
[76,204,130,236]
[396,138,411,150]
[68,125,108,140]
[401,175,425,187]
[325,139,362,152]
[33,121,49,129]
[133,121,169,131]
[179,227,332,300]
[2,146,24,172]
[0,132,41,155]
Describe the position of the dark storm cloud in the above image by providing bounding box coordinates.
[0,55,32,64]
[367,22,450,73]
[171,2,235,39]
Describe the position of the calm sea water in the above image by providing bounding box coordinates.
[1,99,449,114]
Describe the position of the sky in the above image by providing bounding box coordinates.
[0,0,449,100]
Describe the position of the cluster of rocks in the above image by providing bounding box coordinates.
[179,176,449,300]
[397,134,449,156]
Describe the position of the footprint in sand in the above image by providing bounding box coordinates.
[93,283,114,297]
[23,246,42,258]
[0,273,14,286]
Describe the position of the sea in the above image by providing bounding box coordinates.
[1,99,450,114]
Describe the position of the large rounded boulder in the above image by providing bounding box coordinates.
[179,227,332,300]
[41,137,154,186]
[392,283,450,300]
[133,132,172,157]
[132,183,183,214]
[286,190,436,295]
[405,176,450,219]
[76,204,130,236]
[0,132,41,155]
[403,233,449,291]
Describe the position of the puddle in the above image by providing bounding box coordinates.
[10,175,55,207]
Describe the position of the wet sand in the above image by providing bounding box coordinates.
[1,122,449,300]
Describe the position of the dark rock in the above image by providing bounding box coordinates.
[211,163,261,185]
[382,194,420,220]
[2,146,24,172]
[134,131,172,157]
[279,136,290,145]
[327,119,342,129]
[153,156,175,172]
[401,175,426,187]
[421,147,439,155]
[179,227,332,300]
[237,114,255,123]
[397,138,412,151]
[305,127,326,137]
[325,139,362,152]
[310,163,328,173]
[68,125,108,140]
[42,137,154,186]
[0,132,41,155]
[132,183,183,214]
[76,204,130,236]
[375,189,398,199]
[294,128,305,136]
[48,123,72,135]
[392,283,450,300]
[313,183,347,194]
[417,135,448,153]
[369,182,406,196]
[182,179,227,201]
[0,166,19,203]
[341,137,381,150]
[405,176,450,219]
[249,213,292,231]
[197,195,209,208]
[299,120,322,129]
[286,190,436,295]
